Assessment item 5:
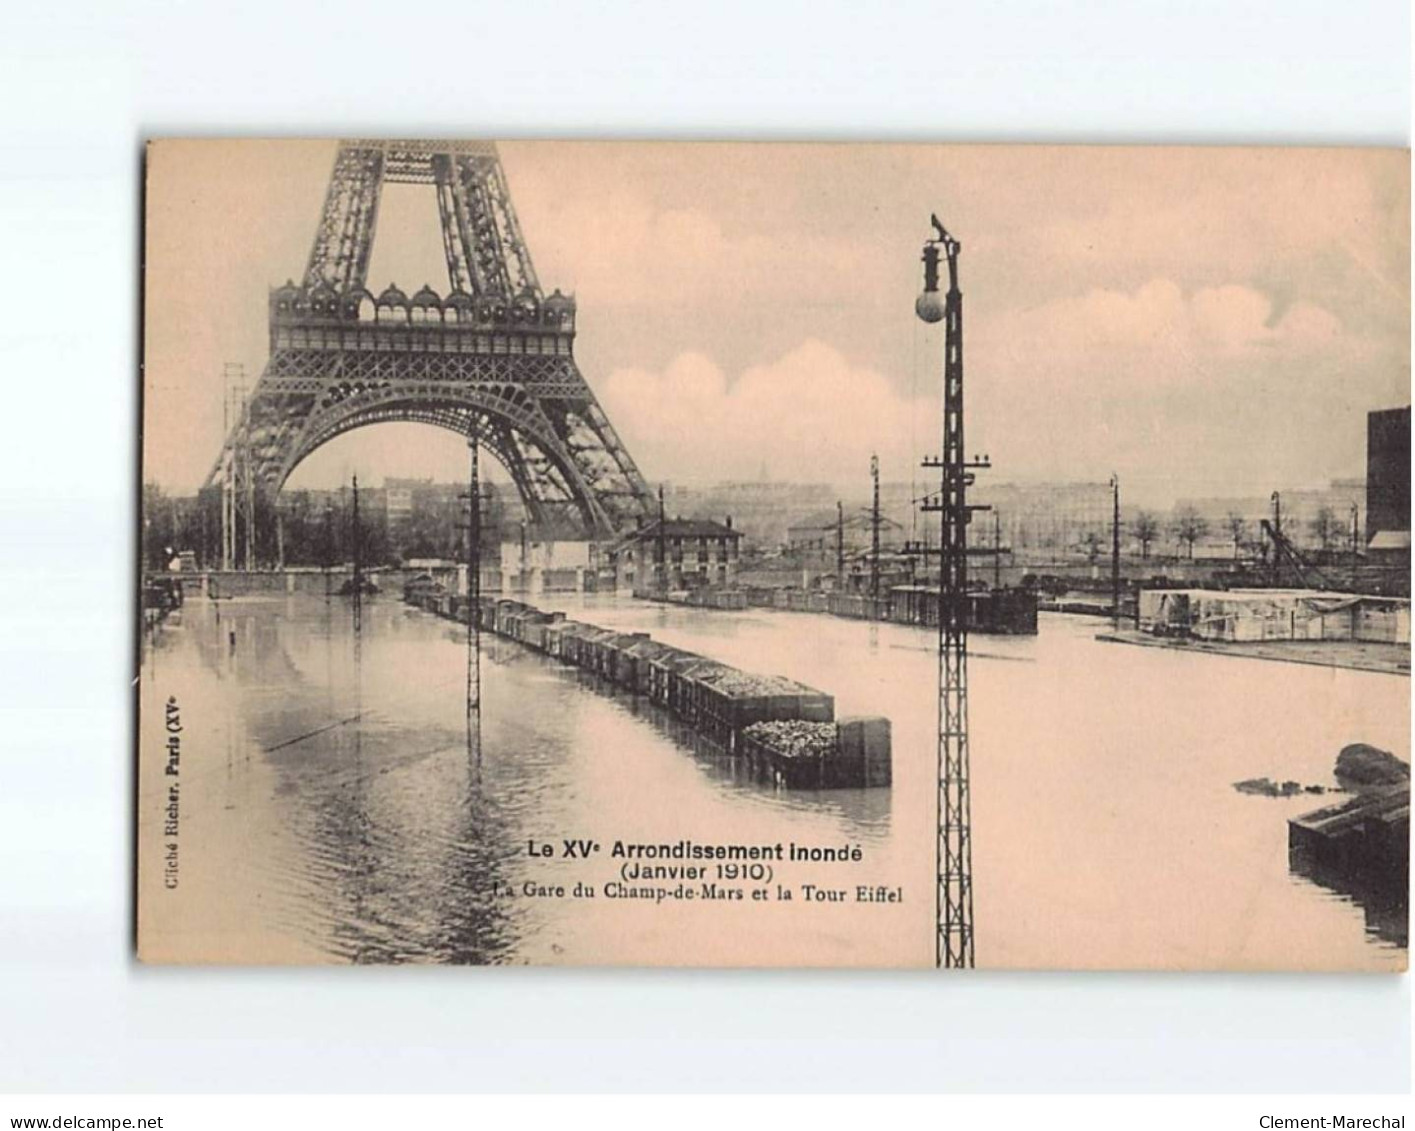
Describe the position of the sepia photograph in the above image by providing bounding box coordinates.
[137,138,1409,971]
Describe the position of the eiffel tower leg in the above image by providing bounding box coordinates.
[483,417,549,528]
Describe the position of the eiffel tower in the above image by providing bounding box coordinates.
[203,138,655,540]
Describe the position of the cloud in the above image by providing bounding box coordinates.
[968,278,1354,435]
[599,340,934,486]
[596,279,1386,507]
[961,278,1387,502]
[988,278,1342,365]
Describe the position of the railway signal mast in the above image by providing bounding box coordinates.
[460,425,483,736]
[915,215,989,969]
[870,453,882,616]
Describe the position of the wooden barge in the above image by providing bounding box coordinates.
[1288,783,1409,889]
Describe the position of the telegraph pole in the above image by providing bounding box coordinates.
[350,474,363,634]
[220,364,243,571]
[1349,502,1360,590]
[836,500,845,585]
[914,215,988,969]
[244,417,257,572]
[519,519,528,593]
[1270,491,1283,586]
[1110,473,1121,629]
[870,454,881,617]
[323,499,334,601]
[993,510,1002,590]
[657,484,668,593]
[466,428,482,728]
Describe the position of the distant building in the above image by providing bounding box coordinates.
[499,538,594,594]
[664,481,833,548]
[786,509,905,560]
[383,476,429,532]
[971,481,1111,556]
[1366,406,1410,546]
[606,516,742,592]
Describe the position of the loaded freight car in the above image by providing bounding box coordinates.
[605,632,653,688]
[647,647,707,711]
[620,637,672,694]
[543,618,588,659]
[740,717,891,788]
[520,610,563,652]
[399,590,891,791]
[689,668,835,753]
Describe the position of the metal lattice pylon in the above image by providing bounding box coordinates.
[915,221,989,969]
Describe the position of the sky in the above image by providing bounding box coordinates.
[143,140,1410,508]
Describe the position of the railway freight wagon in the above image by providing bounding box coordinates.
[578,628,633,681]
[542,618,588,659]
[741,717,891,788]
[521,611,563,652]
[557,622,597,666]
[605,632,653,688]
[646,647,707,712]
[688,668,835,753]
[620,637,672,694]
[401,589,892,790]
[575,627,617,678]
[672,658,731,720]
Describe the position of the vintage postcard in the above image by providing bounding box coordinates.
[137,139,1410,969]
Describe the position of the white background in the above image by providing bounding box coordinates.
[0,0,1409,1094]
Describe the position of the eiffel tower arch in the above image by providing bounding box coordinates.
[203,139,655,540]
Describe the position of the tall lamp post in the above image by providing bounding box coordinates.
[916,215,988,970]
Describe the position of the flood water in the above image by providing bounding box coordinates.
[138,591,1408,970]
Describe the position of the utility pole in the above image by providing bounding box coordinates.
[350,474,363,634]
[323,499,334,601]
[836,500,845,585]
[657,484,668,593]
[993,510,1002,591]
[519,519,528,593]
[1349,502,1360,591]
[219,362,258,572]
[870,453,881,617]
[1110,473,1121,630]
[220,364,239,571]
[465,427,482,729]
[1270,491,1283,586]
[244,415,257,572]
[914,215,988,969]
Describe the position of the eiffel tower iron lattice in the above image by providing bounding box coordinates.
[203,139,656,540]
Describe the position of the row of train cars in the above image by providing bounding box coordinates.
[403,581,891,789]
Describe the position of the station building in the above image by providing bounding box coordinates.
[606,516,742,593]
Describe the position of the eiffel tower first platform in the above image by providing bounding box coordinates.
[204,138,656,538]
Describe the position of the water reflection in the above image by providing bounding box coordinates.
[1289,845,1409,949]
[141,592,1408,969]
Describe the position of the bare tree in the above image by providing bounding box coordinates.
[1308,505,1341,552]
[1133,511,1160,560]
[1171,506,1209,560]
[1224,511,1247,560]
